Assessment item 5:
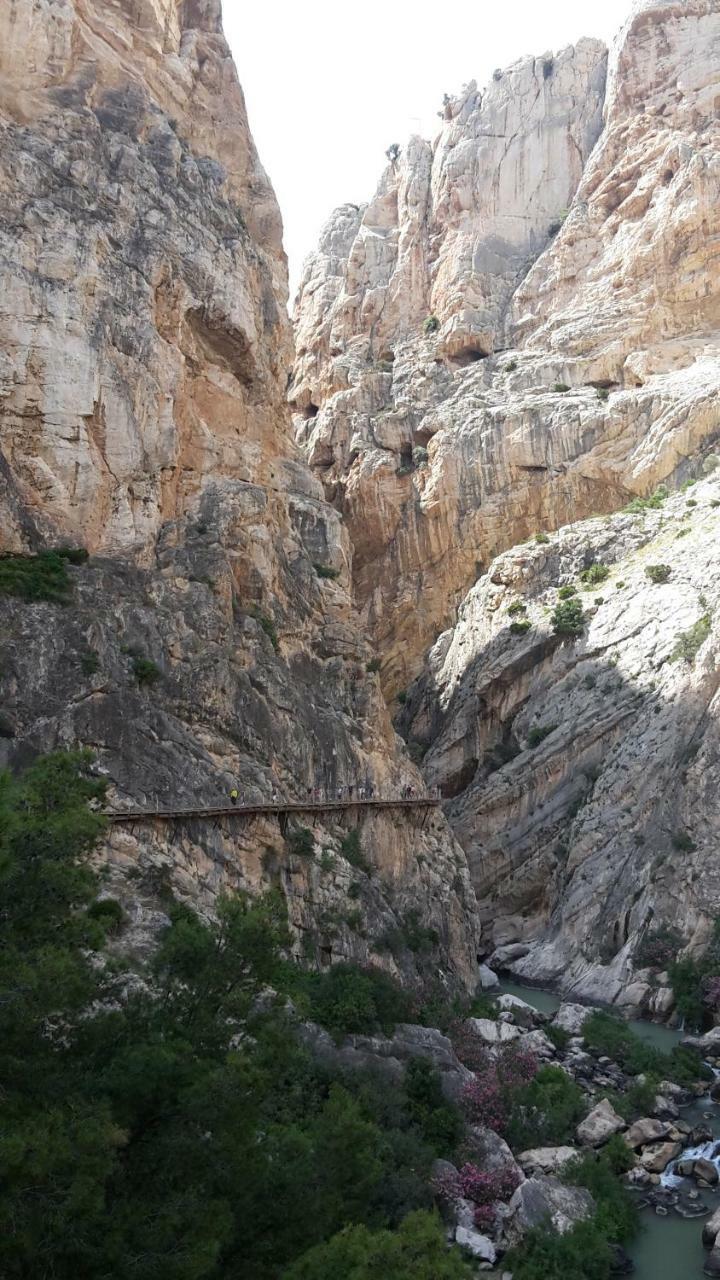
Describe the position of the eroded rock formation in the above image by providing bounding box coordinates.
[293,0,720,699]
[0,0,479,991]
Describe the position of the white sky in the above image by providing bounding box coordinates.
[226,0,632,299]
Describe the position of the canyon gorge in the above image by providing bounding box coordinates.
[1,0,720,1274]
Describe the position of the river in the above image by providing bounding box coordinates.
[497,980,720,1279]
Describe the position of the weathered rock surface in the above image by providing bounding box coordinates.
[503,1175,595,1244]
[293,0,720,704]
[577,1098,627,1146]
[291,0,720,1006]
[625,1118,673,1149]
[403,473,720,1000]
[518,1146,578,1175]
[296,1020,474,1102]
[640,1140,683,1173]
[0,0,479,989]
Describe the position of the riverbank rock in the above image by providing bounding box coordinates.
[702,1204,720,1248]
[625,1118,673,1149]
[466,1016,522,1046]
[553,1004,591,1036]
[518,1146,578,1176]
[677,1158,719,1187]
[639,1141,683,1174]
[705,1247,720,1277]
[503,1175,595,1244]
[576,1099,627,1146]
[479,964,500,991]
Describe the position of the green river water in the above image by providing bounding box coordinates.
[497,981,720,1279]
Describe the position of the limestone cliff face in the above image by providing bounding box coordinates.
[0,0,479,991]
[402,465,720,1015]
[293,0,720,699]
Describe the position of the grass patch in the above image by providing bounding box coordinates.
[251,606,279,652]
[313,563,340,580]
[0,548,87,604]
[510,619,531,636]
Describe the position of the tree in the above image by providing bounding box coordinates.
[283,1210,473,1280]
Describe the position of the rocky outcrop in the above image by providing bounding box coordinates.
[576,1098,627,1146]
[503,1175,595,1244]
[402,470,720,1002]
[293,1,720,698]
[0,0,479,989]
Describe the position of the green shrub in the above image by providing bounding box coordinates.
[313,563,340,580]
[80,650,100,675]
[340,828,370,874]
[594,596,604,606]
[624,485,669,514]
[671,615,711,663]
[507,601,528,616]
[0,550,76,603]
[300,963,413,1036]
[398,908,438,954]
[554,382,571,393]
[558,584,577,600]
[645,564,671,584]
[412,446,428,467]
[251,605,280,652]
[505,359,518,373]
[87,897,126,936]
[505,1065,586,1150]
[671,830,695,852]
[132,656,161,686]
[597,388,610,402]
[285,1211,473,1280]
[581,562,610,586]
[366,658,381,673]
[505,1220,613,1280]
[423,315,440,335]
[534,532,550,545]
[287,826,315,858]
[528,724,557,748]
[703,454,719,474]
[397,691,407,705]
[562,1147,638,1243]
[510,619,531,636]
[551,598,585,637]
[546,1023,571,1051]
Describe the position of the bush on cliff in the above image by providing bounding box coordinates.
[0,751,470,1280]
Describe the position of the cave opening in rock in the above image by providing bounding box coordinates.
[449,346,489,368]
[303,402,319,419]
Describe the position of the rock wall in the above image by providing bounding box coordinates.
[293,0,720,699]
[401,466,720,1012]
[0,0,479,991]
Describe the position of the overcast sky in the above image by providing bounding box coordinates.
[226,0,632,299]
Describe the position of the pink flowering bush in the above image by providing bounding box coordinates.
[432,1161,521,1233]
[459,1043,538,1134]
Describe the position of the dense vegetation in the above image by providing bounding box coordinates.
[0,547,87,603]
[0,752,474,1280]
[669,917,720,1029]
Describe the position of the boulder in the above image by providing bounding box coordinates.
[639,1141,683,1173]
[610,1244,635,1275]
[497,993,537,1027]
[705,1247,720,1277]
[466,1016,522,1046]
[652,1092,679,1119]
[478,963,500,991]
[520,1028,557,1058]
[454,1225,496,1262]
[702,1204,720,1249]
[694,1159,720,1187]
[518,1146,578,1175]
[576,1099,627,1146]
[465,1125,525,1182]
[553,1003,592,1035]
[503,1175,594,1245]
[296,1020,473,1104]
[625,1117,672,1149]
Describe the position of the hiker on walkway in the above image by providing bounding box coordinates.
[229,788,239,806]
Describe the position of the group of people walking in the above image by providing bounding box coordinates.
[227,781,438,807]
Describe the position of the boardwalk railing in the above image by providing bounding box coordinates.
[104,796,440,831]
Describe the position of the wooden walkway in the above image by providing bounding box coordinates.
[105,797,439,831]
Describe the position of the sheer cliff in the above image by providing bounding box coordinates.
[0,0,479,991]
[293,0,720,1012]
